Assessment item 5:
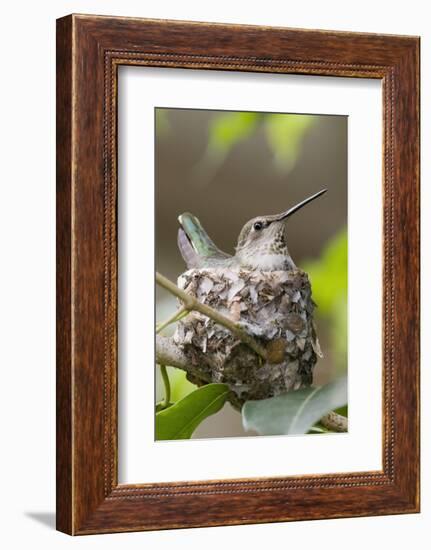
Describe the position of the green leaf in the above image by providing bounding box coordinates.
[155,401,174,413]
[155,383,230,440]
[242,377,347,436]
[334,404,348,417]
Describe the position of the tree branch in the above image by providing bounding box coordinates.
[156,271,267,360]
[156,334,190,370]
[156,305,188,334]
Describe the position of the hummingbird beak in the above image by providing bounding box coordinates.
[273,189,327,222]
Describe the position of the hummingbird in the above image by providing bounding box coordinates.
[177,189,327,271]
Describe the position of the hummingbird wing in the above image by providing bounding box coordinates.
[178,212,232,269]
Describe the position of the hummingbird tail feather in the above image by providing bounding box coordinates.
[178,212,231,265]
[177,228,200,269]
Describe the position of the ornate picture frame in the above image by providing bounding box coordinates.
[56,14,420,534]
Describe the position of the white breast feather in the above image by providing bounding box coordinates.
[247,254,288,270]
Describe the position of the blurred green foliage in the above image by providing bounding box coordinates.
[208,112,261,156]
[205,111,316,173]
[303,228,348,372]
[264,114,314,170]
[155,109,171,137]
[154,109,318,180]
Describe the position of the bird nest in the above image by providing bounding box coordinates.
[173,268,322,408]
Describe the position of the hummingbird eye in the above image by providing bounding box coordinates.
[253,221,264,231]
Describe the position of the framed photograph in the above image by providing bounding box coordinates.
[56,14,420,534]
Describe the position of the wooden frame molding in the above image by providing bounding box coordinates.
[56,14,420,534]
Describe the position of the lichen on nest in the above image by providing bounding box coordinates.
[173,268,322,408]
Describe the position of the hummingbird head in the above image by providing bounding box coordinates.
[235,189,327,269]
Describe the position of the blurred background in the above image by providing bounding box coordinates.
[155,108,347,438]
